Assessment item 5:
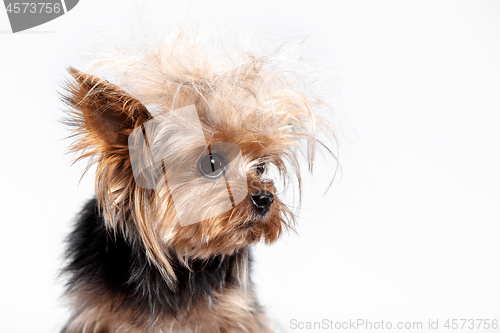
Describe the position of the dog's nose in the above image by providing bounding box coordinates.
[251,191,274,215]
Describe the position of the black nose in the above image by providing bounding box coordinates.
[251,191,274,215]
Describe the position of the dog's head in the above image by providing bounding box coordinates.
[64,35,335,284]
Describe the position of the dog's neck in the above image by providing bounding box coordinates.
[63,199,251,321]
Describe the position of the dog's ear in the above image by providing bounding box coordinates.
[64,67,152,151]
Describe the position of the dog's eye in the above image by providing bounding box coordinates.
[198,152,225,180]
[255,161,266,175]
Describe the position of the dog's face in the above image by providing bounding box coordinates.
[142,101,293,258]
[65,40,330,282]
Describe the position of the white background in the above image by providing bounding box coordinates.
[1,1,500,332]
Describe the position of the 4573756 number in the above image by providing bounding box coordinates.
[444,319,498,330]
[6,2,62,14]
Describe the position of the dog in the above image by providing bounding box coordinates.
[61,33,335,333]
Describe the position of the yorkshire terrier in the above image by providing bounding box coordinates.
[61,34,334,333]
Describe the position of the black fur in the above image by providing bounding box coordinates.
[63,198,247,322]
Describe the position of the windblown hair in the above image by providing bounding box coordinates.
[62,32,336,332]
